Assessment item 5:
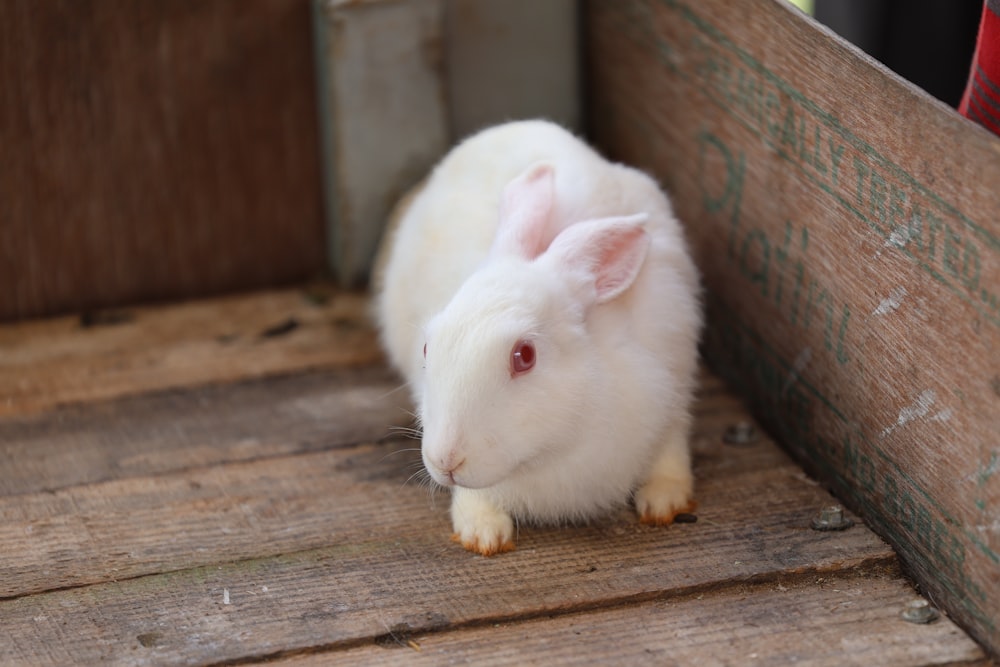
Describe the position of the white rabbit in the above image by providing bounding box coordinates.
[375,120,702,556]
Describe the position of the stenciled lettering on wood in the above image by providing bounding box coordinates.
[586,0,999,654]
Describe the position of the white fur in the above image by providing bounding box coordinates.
[375,120,702,552]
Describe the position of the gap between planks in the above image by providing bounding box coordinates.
[0,286,381,418]
[0,369,742,499]
[1,409,873,598]
[279,571,988,667]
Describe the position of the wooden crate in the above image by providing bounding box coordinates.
[585,0,999,654]
[1,0,997,662]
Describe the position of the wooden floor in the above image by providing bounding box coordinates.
[0,286,988,666]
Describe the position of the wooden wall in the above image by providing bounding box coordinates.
[0,0,325,322]
[586,0,999,655]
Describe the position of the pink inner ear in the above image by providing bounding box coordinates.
[548,214,651,305]
[593,223,650,301]
[492,163,555,260]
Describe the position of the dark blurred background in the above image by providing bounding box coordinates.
[814,0,982,106]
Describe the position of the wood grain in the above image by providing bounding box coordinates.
[1,434,897,664]
[0,287,380,417]
[0,0,324,322]
[586,0,1000,654]
[1,402,876,600]
[295,573,986,667]
[0,365,739,499]
[0,366,411,497]
[0,287,984,665]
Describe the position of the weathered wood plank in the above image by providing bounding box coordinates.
[0,366,410,497]
[0,0,324,322]
[0,287,380,417]
[2,435,894,665]
[0,361,739,498]
[2,393,848,600]
[299,573,986,667]
[586,0,1000,654]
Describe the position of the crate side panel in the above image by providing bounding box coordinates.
[586,0,1000,654]
[0,1,326,321]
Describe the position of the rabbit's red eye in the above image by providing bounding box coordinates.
[510,339,536,377]
[423,343,427,359]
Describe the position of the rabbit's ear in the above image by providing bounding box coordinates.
[545,214,650,305]
[491,163,556,260]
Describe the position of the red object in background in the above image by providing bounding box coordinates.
[960,0,1000,133]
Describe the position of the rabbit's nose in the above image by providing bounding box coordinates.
[425,437,466,485]
[443,458,467,485]
[433,451,465,476]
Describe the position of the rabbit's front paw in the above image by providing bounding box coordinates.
[635,476,696,526]
[450,488,516,556]
[636,431,695,525]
